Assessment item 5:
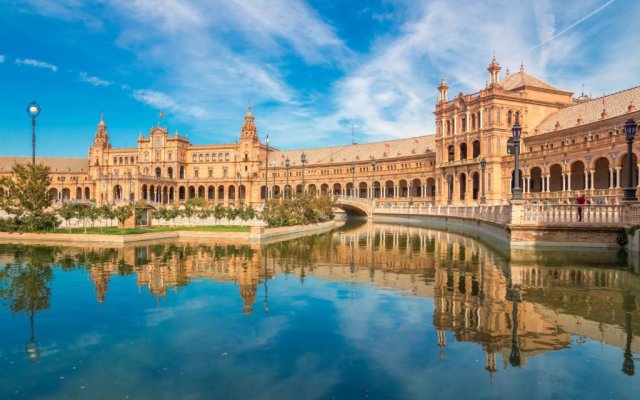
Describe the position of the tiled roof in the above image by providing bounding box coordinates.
[502,69,560,92]
[271,135,435,167]
[0,157,89,173]
[535,86,640,133]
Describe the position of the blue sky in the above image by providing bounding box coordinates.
[0,0,638,157]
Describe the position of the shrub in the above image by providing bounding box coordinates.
[264,194,335,227]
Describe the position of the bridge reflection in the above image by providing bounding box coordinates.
[0,222,638,374]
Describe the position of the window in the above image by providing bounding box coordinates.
[193,154,197,162]
[168,152,173,161]
[194,168,199,178]
[225,153,230,161]
[208,169,213,177]
[206,153,210,162]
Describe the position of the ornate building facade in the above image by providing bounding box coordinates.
[1,56,639,207]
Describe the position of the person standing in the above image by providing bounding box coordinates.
[576,193,586,222]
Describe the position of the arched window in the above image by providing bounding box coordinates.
[199,154,204,162]
[192,154,197,162]
[155,167,161,178]
[168,151,173,161]
[113,157,117,164]
[225,153,230,161]
[205,153,210,162]
[447,145,454,162]
[507,110,512,126]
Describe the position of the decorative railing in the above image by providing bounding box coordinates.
[520,204,624,225]
[372,201,511,225]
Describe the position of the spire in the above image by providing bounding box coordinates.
[92,113,110,149]
[98,112,105,127]
[438,75,449,103]
[241,106,258,142]
[487,53,501,87]
[520,61,524,72]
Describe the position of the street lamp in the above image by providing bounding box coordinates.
[26,101,41,166]
[480,158,487,204]
[623,118,637,201]
[285,157,290,198]
[301,152,307,195]
[371,158,376,199]
[265,134,270,206]
[511,119,523,200]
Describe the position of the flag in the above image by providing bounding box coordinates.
[159,111,165,119]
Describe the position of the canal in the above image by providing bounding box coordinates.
[1,220,639,399]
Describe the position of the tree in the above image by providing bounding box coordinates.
[98,204,114,230]
[181,203,196,224]
[0,164,58,232]
[213,204,226,223]
[86,205,100,229]
[114,205,134,231]
[225,206,238,221]
[167,205,180,227]
[0,164,52,217]
[57,203,77,233]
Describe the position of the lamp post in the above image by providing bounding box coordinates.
[285,157,290,198]
[623,118,638,201]
[265,134,270,206]
[351,160,356,197]
[26,101,41,166]
[371,158,376,199]
[511,119,523,200]
[480,158,487,204]
[60,176,66,202]
[301,152,307,195]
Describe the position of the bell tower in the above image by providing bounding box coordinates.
[88,113,111,179]
[240,106,259,144]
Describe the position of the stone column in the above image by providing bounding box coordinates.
[584,171,589,190]
[637,165,640,188]
[616,167,621,188]
[610,168,614,189]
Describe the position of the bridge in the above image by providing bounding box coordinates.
[334,196,373,216]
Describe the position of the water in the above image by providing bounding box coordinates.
[0,220,639,399]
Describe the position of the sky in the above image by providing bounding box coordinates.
[0,0,638,157]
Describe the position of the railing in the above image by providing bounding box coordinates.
[372,201,511,225]
[521,204,624,225]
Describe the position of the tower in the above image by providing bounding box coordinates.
[438,76,449,103]
[240,106,259,144]
[88,113,111,179]
[487,54,501,87]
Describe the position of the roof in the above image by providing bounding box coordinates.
[535,86,640,133]
[271,135,435,167]
[502,68,561,92]
[0,157,89,174]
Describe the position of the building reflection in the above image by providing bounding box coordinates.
[1,223,639,374]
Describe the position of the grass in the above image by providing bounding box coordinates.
[50,225,251,235]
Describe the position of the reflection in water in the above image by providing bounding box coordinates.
[1,222,639,381]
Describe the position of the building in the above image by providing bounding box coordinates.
[1,55,639,207]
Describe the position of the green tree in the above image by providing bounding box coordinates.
[86,205,100,229]
[213,204,226,223]
[114,205,134,231]
[57,203,77,233]
[99,204,114,230]
[181,203,196,224]
[167,205,180,227]
[0,164,52,217]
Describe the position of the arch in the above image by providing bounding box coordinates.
[308,184,317,196]
[333,183,342,196]
[284,184,293,198]
[208,185,215,200]
[358,182,367,198]
[142,184,148,200]
[179,166,185,179]
[620,152,638,188]
[260,186,267,200]
[594,157,610,189]
[169,187,174,202]
[372,181,381,198]
[155,167,161,179]
[345,182,354,197]
[459,173,466,201]
[320,183,329,195]
[149,185,156,202]
[426,178,436,197]
[198,185,205,198]
[84,187,91,200]
[75,187,82,200]
[412,178,422,197]
[472,140,480,158]
[62,188,71,200]
[163,186,168,204]
[239,185,247,203]
[385,180,394,197]
[188,186,196,199]
[178,186,186,201]
[48,188,58,201]
[168,167,174,179]
[217,185,225,202]
[459,143,467,160]
[228,185,236,203]
[549,164,563,192]
[530,167,543,193]
[399,179,408,197]
[471,172,479,200]
[570,161,585,190]
[113,185,122,201]
[447,145,454,162]
[272,185,281,198]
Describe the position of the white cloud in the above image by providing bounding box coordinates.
[78,71,112,87]
[15,58,58,72]
[132,89,208,119]
[0,55,5,63]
